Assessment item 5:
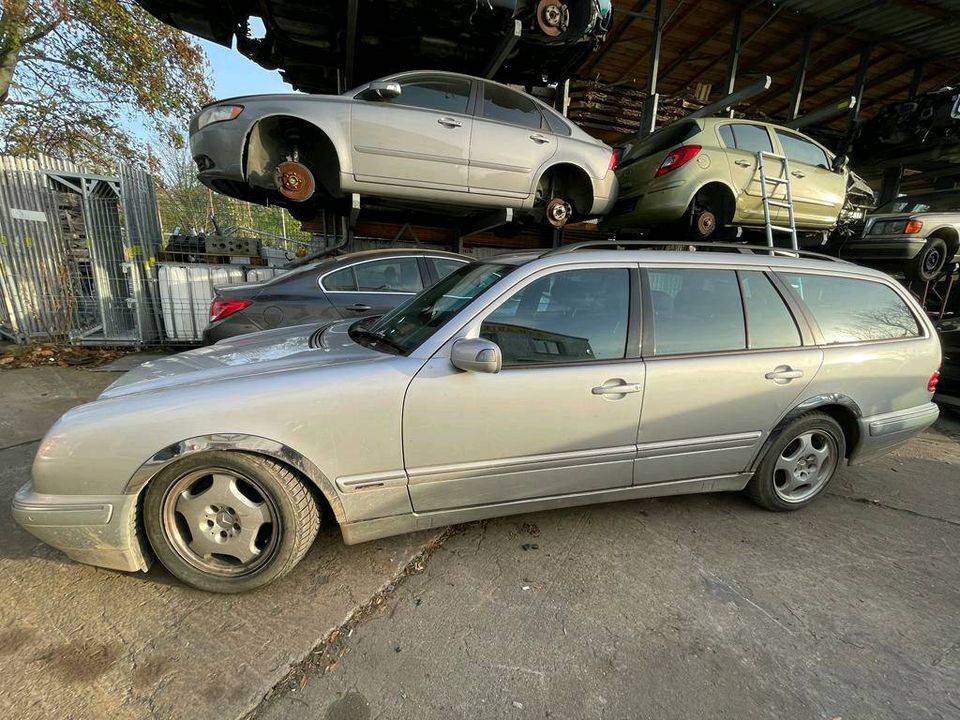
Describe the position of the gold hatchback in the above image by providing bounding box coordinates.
[602,117,849,239]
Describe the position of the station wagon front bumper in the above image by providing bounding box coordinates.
[849,402,940,465]
[840,236,928,262]
[12,483,149,573]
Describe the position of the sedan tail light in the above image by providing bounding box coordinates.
[655,145,702,177]
[210,298,252,323]
[928,369,940,393]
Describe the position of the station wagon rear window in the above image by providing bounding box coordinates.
[779,273,921,343]
[648,269,746,355]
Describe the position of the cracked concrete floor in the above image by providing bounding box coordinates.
[256,415,960,720]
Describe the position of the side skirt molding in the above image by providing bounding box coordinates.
[339,473,751,545]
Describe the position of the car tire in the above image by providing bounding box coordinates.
[906,237,948,283]
[745,412,846,512]
[143,451,320,593]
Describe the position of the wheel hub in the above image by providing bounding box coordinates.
[773,431,836,503]
[546,197,572,227]
[696,211,716,236]
[536,0,568,37]
[275,160,316,202]
[924,249,941,271]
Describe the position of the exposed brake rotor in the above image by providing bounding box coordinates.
[275,160,316,202]
[536,0,569,38]
[546,197,572,227]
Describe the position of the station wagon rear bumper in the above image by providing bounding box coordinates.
[12,483,149,573]
[849,402,940,465]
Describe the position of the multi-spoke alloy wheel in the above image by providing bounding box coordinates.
[746,412,846,511]
[144,452,319,593]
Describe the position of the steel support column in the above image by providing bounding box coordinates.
[723,9,744,117]
[343,0,358,89]
[908,63,926,99]
[640,0,665,136]
[789,30,814,120]
[851,45,873,122]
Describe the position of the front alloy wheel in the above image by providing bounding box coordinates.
[144,452,319,592]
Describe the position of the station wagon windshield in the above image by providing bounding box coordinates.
[352,263,515,354]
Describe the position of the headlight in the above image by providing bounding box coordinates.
[197,104,244,129]
[871,219,923,235]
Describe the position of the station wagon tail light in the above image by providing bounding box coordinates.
[197,104,244,129]
[210,298,252,323]
[609,149,619,172]
[928,370,940,393]
[904,219,924,234]
[655,145,701,177]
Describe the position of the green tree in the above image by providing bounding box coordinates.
[0,0,212,168]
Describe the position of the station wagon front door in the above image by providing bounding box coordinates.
[402,265,644,512]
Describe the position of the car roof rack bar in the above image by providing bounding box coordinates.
[543,239,847,262]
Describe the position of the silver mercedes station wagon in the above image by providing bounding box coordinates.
[14,244,941,592]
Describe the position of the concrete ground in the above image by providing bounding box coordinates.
[1,363,958,720]
[0,364,439,720]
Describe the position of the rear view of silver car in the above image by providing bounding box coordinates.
[14,244,941,592]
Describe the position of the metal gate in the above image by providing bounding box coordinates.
[0,156,162,344]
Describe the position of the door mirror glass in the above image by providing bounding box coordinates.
[832,153,849,173]
[451,338,502,373]
[368,81,401,99]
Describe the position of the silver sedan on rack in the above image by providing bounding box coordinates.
[14,243,940,592]
[190,70,619,228]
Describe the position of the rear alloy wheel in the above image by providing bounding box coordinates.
[144,452,319,593]
[906,237,948,283]
[746,412,845,511]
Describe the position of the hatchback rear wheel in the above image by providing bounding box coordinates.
[143,452,319,593]
[746,412,845,511]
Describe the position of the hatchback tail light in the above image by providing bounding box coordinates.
[609,149,619,172]
[655,145,702,177]
[928,370,940,393]
[210,298,252,323]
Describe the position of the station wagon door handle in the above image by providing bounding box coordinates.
[592,382,643,395]
[765,366,804,383]
[437,117,462,128]
[529,134,551,144]
[346,303,372,312]
[734,159,751,167]
[791,170,806,178]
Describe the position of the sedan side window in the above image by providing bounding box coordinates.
[649,269,745,355]
[386,78,471,114]
[433,258,468,280]
[355,258,423,293]
[482,83,543,130]
[323,267,356,291]
[480,268,629,365]
[776,131,830,169]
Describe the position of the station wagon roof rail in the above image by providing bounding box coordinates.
[544,240,849,263]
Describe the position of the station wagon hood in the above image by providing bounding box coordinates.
[99,321,382,399]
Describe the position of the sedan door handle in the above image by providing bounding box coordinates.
[437,116,462,128]
[765,366,804,383]
[791,170,806,178]
[529,134,551,144]
[346,303,372,312]
[592,382,643,395]
[734,159,751,167]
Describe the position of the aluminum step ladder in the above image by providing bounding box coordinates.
[757,151,798,250]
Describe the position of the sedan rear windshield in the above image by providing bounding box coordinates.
[358,263,515,354]
[875,192,960,214]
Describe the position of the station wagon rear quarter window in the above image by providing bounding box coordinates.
[481,268,629,365]
[648,268,745,355]
[482,83,543,129]
[779,273,921,343]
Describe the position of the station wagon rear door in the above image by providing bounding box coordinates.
[635,267,822,484]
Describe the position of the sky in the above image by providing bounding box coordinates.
[198,29,295,100]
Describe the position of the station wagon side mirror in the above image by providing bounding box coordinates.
[451,338,502,374]
[832,154,849,173]
[368,81,401,99]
